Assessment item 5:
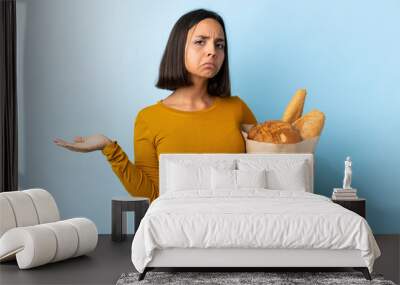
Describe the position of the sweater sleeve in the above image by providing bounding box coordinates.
[238,96,258,124]
[101,111,159,203]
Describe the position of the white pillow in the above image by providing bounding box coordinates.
[237,159,309,192]
[211,168,267,190]
[166,160,235,192]
[237,169,267,188]
[211,168,236,190]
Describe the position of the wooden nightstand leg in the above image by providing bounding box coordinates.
[121,210,127,240]
[112,201,127,242]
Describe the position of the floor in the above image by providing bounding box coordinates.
[0,235,398,285]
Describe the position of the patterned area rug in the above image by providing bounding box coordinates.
[116,271,396,285]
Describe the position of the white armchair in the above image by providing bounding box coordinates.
[0,188,98,269]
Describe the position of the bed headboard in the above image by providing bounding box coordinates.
[159,153,314,195]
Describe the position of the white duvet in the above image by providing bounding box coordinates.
[131,190,380,273]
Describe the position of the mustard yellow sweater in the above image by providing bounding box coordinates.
[102,96,257,202]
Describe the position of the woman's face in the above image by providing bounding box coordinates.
[184,18,226,81]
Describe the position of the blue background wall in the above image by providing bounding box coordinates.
[16,0,399,234]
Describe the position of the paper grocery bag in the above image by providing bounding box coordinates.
[241,124,320,154]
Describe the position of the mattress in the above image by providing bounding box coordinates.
[131,189,381,273]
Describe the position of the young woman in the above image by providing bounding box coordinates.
[54,9,257,203]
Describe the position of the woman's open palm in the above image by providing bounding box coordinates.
[53,134,112,153]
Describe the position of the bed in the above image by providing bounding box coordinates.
[131,153,381,281]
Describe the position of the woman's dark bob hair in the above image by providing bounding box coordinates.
[155,9,231,98]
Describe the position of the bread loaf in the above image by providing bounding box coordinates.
[292,109,325,139]
[248,120,302,144]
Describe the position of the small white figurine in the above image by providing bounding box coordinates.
[342,156,352,189]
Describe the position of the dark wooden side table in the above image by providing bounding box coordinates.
[112,197,149,242]
[332,198,366,218]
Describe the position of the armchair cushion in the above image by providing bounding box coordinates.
[0,189,97,269]
[0,218,97,269]
[0,188,60,236]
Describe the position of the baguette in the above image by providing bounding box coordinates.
[282,89,307,123]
